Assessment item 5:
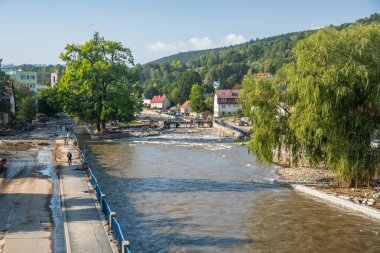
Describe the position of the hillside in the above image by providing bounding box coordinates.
[148,13,380,66]
[139,13,380,102]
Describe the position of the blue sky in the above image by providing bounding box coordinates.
[0,0,379,65]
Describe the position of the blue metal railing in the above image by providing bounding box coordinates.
[86,165,131,253]
[102,198,112,221]
[95,184,103,201]
[112,217,132,253]
[78,132,132,253]
[112,217,124,247]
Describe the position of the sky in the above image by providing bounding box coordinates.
[0,0,379,65]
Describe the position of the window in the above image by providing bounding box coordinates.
[21,75,24,80]
[27,76,30,79]
[221,98,226,102]
[222,105,225,109]
[31,76,35,80]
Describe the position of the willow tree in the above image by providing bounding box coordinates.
[243,24,380,186]
[59,32,142,131]
[287,24,380,186]
[240,72,297,163]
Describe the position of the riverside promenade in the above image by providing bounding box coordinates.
[54,123,114,253]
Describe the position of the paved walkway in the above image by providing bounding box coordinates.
[55,137,113,253]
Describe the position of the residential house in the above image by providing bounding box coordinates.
[150,95,170,109]
[143,96,151,108]
[180,100,192,115]
[213,89,241,117]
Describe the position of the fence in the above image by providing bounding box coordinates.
[72,129,132,253]
[87,167,132,253]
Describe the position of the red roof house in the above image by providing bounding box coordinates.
[150,95,170,109]
[180,100,192,114]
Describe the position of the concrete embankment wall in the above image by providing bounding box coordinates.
[212,122,243,138]
[292,184,380,221]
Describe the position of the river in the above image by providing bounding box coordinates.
[78,129,380,253]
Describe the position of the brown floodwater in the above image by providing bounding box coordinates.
[79,130,380,253]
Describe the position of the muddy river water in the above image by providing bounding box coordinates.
[78,129,380,253]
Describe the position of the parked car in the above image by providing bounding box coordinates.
[371,140,380,148]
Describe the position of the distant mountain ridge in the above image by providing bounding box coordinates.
[147,13,380,66]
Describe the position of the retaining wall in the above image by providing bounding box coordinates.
[213,121,243,138]
[292,184,380,221]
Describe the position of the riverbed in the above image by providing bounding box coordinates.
[79,129,380,253]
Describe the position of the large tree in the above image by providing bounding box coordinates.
[17,97,37,124]
[176,70,202,104]
[241,73,294,162]
[242,23,380,186]
[288,24,380,186]
[59,32,142,131]
[189,84,206,113]
[36,87,61,116]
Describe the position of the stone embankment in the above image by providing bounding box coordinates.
[212,121,243,138]
[277,166,380,220]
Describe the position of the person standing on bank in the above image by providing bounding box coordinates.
[67,152,72,166]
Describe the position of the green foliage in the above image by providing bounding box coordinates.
[17,97,36,123]
[36,87,61,116]
[189,84,206,113]
[175,70,202,104]
[59,32,142,131]
[241,75,294,162]
[287,23,380,185]
[140,30,313,93]
[0,67,11,114]
[204,95,214,112]
[242,22,380,186]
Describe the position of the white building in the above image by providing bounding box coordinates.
[1,67,40,94]
[213,90,241,117]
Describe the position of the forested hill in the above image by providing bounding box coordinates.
[139,13,380,102]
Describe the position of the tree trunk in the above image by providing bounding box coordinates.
[101,120,106,131]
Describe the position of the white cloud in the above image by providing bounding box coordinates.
[147,41,186,52]
[188,37,214,50]
[147,33,246,52]
[223,33,247,45]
